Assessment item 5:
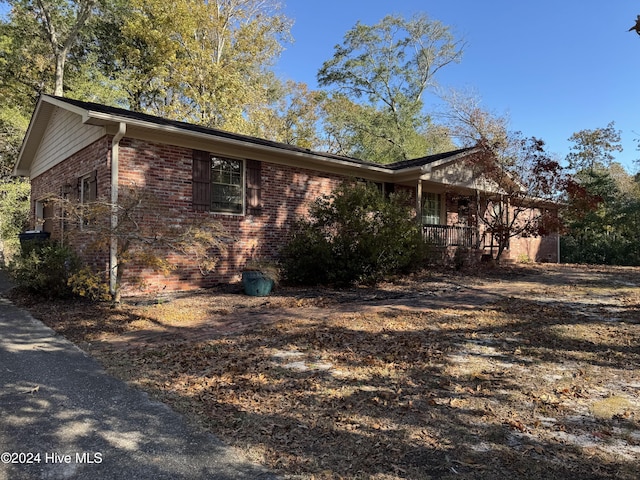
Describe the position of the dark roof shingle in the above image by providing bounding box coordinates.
[48,95,475,171]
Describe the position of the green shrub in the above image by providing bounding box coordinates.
[8,242,81,298]
[0,179,30,260]
[280,182,429,286]
[561,233,640,266]
[516,253,532,264]
[68,266,111,301]
[280,221,333,285]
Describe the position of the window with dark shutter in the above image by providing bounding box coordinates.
[211,157,243,213]
[245,160,262,216]
[193,150,248,214]
[192,150,211,212]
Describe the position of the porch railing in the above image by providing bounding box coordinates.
[422,224,479,248]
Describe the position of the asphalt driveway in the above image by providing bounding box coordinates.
[0,271,277,480]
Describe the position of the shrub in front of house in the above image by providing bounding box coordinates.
[67,266,112,302]
[279,221,334,285]
[8,241,81,298]
[280,182,429,286]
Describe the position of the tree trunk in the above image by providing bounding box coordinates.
[35,0,96,97]
[495,234,507,263]
[53,52,65,96]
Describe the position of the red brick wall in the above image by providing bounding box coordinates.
[29,137,112,273]
[31,136,347,294]
[110,137,344,294]
[509,233,559,263]
[481,202,559,263]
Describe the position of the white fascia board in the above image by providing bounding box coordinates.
[13,100,51,176]
[15,96,97,176]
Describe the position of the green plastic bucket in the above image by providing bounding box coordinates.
[241,270,274,296]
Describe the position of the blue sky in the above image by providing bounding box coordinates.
[275,1,640,172]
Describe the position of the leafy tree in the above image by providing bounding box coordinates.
[0,106,29,178]
[0,28,33,261]
[62,0,132,105]
[474,137,564,262]
[0,6,51,110]
[566,121,622,172]
[562,162,640,265]
[438,89,510,149]
[109,0,292,132]
[317,14,463,162]
[0,178,30,261]
[246,79,324,149]
[559,123,640,265]
[5,0,101,97]
[441,91,565,262]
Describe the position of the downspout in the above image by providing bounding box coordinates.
[110,123,126,300]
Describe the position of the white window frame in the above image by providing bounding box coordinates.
[34,199,45,232]
[79,173,94,205]
[422,192,442,225]
[79,172,96,229]
[210,157,245,215]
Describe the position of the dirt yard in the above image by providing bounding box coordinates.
[11,263,640,479]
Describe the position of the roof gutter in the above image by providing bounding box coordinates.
[110,122,126,301]
[84,111,394,177]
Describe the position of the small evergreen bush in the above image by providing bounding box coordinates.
[280,221,333,285]
[280,182,429,286]
[9,242,80,298]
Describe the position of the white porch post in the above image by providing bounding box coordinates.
[416,179,423,225]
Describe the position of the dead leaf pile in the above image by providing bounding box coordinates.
[11,264,640,479]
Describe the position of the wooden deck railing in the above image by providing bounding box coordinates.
[422,224,479,248]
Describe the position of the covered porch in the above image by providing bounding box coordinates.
[415,176,486,249]
[391,149,558,263]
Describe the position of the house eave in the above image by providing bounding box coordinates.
[17,95,484,185]
[14,96,105,177]
[13,100,52,177]
[89,112,397,181]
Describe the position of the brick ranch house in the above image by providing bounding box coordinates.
[14,95,559,296]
